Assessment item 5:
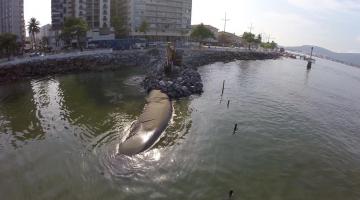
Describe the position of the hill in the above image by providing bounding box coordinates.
[285,45,360,67]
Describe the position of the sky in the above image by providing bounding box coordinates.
[24,0,360,53]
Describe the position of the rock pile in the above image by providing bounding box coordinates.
[143,67,203,99]
[143,49,280,99]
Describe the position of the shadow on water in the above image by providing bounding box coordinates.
[58,70,146,144]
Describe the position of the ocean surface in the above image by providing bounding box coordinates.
[0,58,360,200]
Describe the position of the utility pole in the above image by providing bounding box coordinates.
[310,47,314,59]
[248,23,254,33]
[222,13,230,32]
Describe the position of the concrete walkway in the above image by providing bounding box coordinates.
[0,49,113,67]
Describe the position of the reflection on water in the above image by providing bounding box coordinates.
[1,59,360,199]
[0,80,44,148]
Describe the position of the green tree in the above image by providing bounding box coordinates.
[255,34,262,45]
[40,36,50,52]
[242,32,256,50]
[139,20,149,36]
[0,33,19,60]
[260,41,278,50]
[61,17,89,51]
[190,23,215,48]
[27,17,40,50]
[270,41,278,49]
[111,16,128,38]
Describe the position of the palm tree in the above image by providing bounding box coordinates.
[27,18,40,50]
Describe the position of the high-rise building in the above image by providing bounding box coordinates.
[51,0,65,29]
[51,0,112,40]
[111,0,192,38]
[86,0,111,29]
[0,0,25,42]
[52,0,88,29]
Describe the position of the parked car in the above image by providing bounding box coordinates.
[147,42,157,48]
[29,52,43,57]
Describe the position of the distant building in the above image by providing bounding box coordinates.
[37,24,52,40]
[0,0,25,42]
[112,0,192,40]
[51,0,113,41]
[35,24,59,49]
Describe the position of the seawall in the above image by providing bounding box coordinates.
[0,50,161,83]
[0,49,280,99]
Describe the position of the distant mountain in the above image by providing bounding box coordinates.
[285,45,360,67]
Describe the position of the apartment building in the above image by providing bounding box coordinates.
[0,0,25,42]
[51,0,113,40]
[52,0,88,29]
[111,0,192,39]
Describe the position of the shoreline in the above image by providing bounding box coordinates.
[0,48,280,98]
[0,49,279,80]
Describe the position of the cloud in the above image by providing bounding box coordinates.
[357,36,360,43]
[288,0,360,13]
[259,12,322,46]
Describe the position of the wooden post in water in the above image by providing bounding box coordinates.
[227,100,230,108]
[307,61,312,70]
[307,47,314,70]
[229,190,234,199]
[221,80,225,96]
[233,124,238,134]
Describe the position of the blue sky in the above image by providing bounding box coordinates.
[25,0,360,52]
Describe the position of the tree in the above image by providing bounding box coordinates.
[255,34,262,45]
[260,41,278,50]
[27,17,40,50]
[111,16,128,38]
[242,32,255,50]
[40,36,50,52]
[190,23,215,48]
[139,20,149,36]
[61,17,88,51]
[0,33,19,60]
[270,41,278,49]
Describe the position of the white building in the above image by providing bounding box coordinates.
[112,0,192,39]
[36,24,52,40]
[51,0,114,41]
[32,24,61,50]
